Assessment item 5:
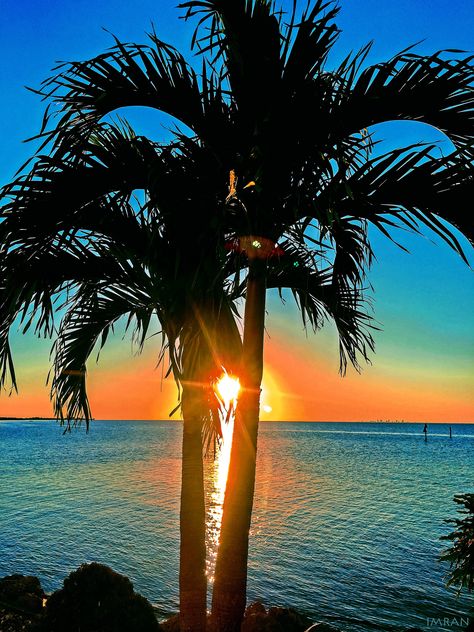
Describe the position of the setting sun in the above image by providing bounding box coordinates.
[216,374,240,408]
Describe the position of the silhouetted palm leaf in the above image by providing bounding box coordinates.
[334,49,474,151]
[0,237,114,392]
[309,145,474,262]
[266,238,375,373]
[35,32,234,158]
[51,280,155,427]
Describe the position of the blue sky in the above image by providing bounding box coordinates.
[0,0,473,420]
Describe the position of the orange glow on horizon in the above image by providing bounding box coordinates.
[263,337,474,423]
[2,326,473,423]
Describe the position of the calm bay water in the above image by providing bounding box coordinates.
[0,420,473,631]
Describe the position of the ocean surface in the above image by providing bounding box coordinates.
[0,420,473,631]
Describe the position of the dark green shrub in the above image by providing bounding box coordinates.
[440,493,474,592]
[43,562,161,632]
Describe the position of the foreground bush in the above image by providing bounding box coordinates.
[0,575,45,613]
[441,493,474,592]
[43,562,161,632]
[0,574,46,632]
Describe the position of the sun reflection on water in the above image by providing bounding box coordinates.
[205,374,239,582]
[205,417,234,583]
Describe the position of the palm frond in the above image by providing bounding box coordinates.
[51,280,156,430]
[307,145,474,262]
[281,0,340,83]
[0,124,159,253]
[334,50,474,150]
[180,0,281,122]
[266,240,375,374]
[35,33,231,155]
[0,238,118,392]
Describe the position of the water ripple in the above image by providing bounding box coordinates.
[0,420,473,630]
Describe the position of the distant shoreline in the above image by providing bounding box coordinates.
[0,416,58,420]
[1,418,472,424]
[0,417,91,421]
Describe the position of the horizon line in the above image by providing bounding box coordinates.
[2,417,473,424]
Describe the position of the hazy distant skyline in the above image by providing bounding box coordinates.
[1,0,473,421]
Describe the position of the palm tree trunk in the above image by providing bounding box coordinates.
[180,390,207,632]
[211,258,267,632]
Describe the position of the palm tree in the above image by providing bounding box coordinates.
[0,119,372,632]
[0,123,245,632]
[175,2,473,629]
[3,2,473,628]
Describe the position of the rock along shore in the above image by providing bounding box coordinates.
[1,568,442,632]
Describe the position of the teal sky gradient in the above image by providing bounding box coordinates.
[0,0,473,419]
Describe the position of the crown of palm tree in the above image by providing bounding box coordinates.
[20,0,469,330]
[1,120,373,432]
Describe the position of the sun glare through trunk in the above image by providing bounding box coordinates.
[216,374,240,408]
